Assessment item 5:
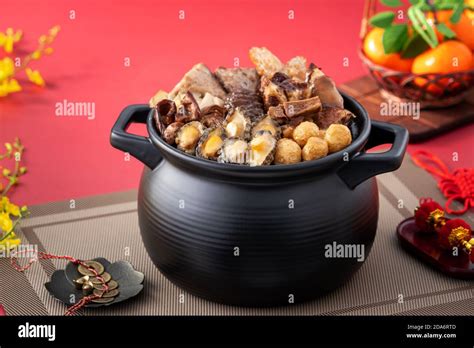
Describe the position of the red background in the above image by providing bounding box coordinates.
[1,0,473,206]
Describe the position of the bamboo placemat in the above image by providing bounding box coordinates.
[1,155,473,316]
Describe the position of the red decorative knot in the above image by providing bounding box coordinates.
[412,150,474,215]
[437,218,473,252]
[414,198,445,233]
[10,251,109,316]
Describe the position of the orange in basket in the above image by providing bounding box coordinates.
[363,28,414,72]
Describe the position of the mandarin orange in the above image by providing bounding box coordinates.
[363,28,414,72]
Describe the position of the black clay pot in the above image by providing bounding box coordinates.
[110,93,408,306]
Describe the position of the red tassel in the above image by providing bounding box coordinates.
[437,218,472,251]
[414,198,445,232]
[412,150,474,215]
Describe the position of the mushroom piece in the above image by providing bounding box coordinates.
[174,91,201,123]
[201,105,226,128]
[162,122,184,145]
[153,99,176,134]
[271,72,311,101]
[283,96,322,119]
[315,106,355,130]
[312,75,344,109]
[224,90,265,121]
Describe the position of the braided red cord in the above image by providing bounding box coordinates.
[10,250,109,316]
[412,150,474,215]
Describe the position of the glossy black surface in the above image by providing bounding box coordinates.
[111,93,408,306]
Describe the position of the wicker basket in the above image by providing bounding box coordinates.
[360,0,474,109]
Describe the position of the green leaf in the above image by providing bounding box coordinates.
[401,33,430,58]
[436,22,456,38]
[380,0,402,7]
[450,2,464,23]
[383,24,409,54]
[408,0,421,4]
[369,11,395,28]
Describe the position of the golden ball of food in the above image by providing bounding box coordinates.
[302,137,328,161]
[315,129,326,139]
[292,121,319,147]
[324,124,352,153]
[274,138,302,164]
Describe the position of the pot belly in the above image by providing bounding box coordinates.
[138,163,379,306]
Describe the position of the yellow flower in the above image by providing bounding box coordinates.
[0,234,21,252]
[25,68,45,87]
[0,212,13,233]
[0,78,21,97]
[0,28,22,53]
[0,57,15,82]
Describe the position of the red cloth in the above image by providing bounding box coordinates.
[1,0,473,205]
[0,304,6,316]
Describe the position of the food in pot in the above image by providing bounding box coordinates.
[311,75,344,109]
[249,47,284,78]
[302,137,328,161]
[251,116,280,138]
[215,67,260,93]
[274,138,302,165]
[149,89,169,108]
[225,90,265,121]
[169,63,227,100]
[283,96,321,118]
[152,47,355,165]
[281,124,294,139]
[196,127,225,160]
[324,124,352,154]
[174,91,201,123]
[315,106,354,130]
[198,92,224,110]
[283,56,307,82]
[163,122,184,145]
[218,138,249,164]
[175,121,204,154]
[224,108,251,139]
[292,121,320,147]
[248,131,277,166]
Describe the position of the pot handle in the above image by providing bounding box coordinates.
[338,121,409,189]
[110,104,162,169]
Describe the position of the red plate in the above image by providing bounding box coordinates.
[396,217,474,279]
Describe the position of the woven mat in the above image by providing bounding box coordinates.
[1,156,473,316]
